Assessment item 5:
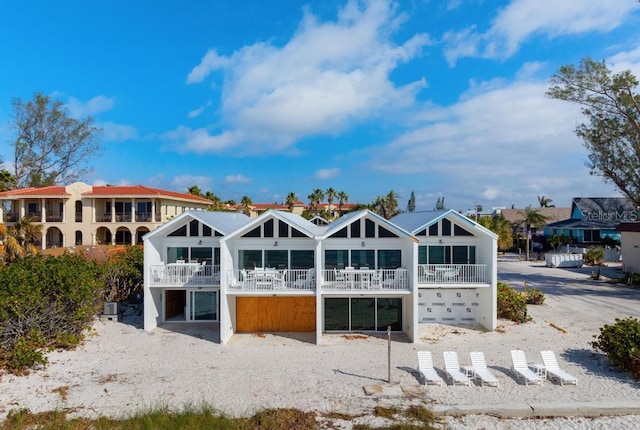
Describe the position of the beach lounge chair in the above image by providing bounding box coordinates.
[510,350,544,386]
[541,351,578,386]
[416,351,443,386]
[469,351,499,387]
[443,351,471,386]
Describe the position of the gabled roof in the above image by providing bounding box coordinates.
[391,209,498,239]
[83,185,212,204]
[320,209,416,241]
[143,210,250,240]
[0,186,70,198]
[221,209,324,241]
[499,207,571,224]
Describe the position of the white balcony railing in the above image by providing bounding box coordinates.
[227,268,316,291]
[149,264,220,286]
[322,268,409,291]
[417,264,487,284]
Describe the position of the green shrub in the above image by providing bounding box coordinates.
[583,246,605,266]
[497,282,528,322]
[591,317,640,379]
[525,288,545,305]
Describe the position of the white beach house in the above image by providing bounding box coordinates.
[143,208,497,344]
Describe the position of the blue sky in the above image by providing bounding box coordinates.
[1,0,639,212]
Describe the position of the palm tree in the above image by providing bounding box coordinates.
[537,195,555,208]
[337,191,349,213]
[240,195,253,216]
[517,206,550,260]
[371,190,400,219]
[187,185,202,196]
[285,192,298,211]
[308,188,325,214]
[478,215,513,253]
[203,191,222,210]
[0,216,42,263]
[326,188,336,207]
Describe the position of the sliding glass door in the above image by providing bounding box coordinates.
[324,297,402,332]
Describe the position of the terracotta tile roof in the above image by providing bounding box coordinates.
[0,186,70,198]
[82,185,212,204]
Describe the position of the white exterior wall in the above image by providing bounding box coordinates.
[476,233,498,330]
[143,234,164,330]
[219,238,235,344]
[621,231,640,273]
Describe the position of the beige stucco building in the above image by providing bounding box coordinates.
[0,182,212,249]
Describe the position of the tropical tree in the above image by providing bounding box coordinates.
[517,206,550,260]
[337,191,349,213]
[10,92,103,188]
[0,170,16,191]
[547,57,640,206]
[326,187,337,208]
[203,191,223,210]
[407,191,416,212]
[0,216,42,263]
[478,215,513,253]
[371,190,400,219]
[537,195,555,207]
[187,185,202,196]
[240,195,252,216]
[285,192,298,211]
[435,196,446,210]
[308,188,325,214]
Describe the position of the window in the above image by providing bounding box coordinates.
[167,247,189,263]
[265,249,288,269]
[279,220,289,237]
[429,224,438,236]
[365,219,375,238]
[243,226,261,238]
[454,224,473,236]
[168,225,187,236]
[378,226,397,238]
[264,219,274,237]
[203,225,212,236]
[291,250,314,269]
[378,250,401,269]
[330,227,348,238]
[291,227,307,237]
[351,249,375,268]
[191,247,213,264]
[325,250,349,269]
[442,219,451,236]
[324,297,402,332]
[350,220,361,238]
[239,250,262,269]
[189,220,199,236]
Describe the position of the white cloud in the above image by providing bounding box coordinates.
[180,0,431,154]
[187,101,212,118]
[65,95,115,118]
[609,45,640,77]
[367,75,619,207]
[161,126,241,153]
[98,121,139,142]
[316,168,341,179]
[171,175,215,190]
[443,0,639,64]
[225,174,252,184]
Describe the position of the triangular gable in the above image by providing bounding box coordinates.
[221,209,320,242]
[143,210,250,241]
[320,209,416,241]
[392,209,497,240]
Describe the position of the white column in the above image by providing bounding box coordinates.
[111,198,116,222]
[315,239,323,345]
[151,199,156,222]
[131,198,136,223]
[41,198,46,223]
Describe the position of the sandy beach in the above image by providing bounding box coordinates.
[1,257,640,429]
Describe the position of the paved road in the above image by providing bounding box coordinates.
[497,255,640,328]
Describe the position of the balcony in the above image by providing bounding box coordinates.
[149,264,220,286]
[227,268,316,292]
[417,264,488,286]
[3,212,18,222]
[322,268,409,291]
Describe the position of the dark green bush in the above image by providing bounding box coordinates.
[526,288,545,305]
[591,317,640,379]
[0,254,103,373]
[497,282,528,322]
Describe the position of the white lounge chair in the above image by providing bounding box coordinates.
[443,351,471,386]
[510,350,544,386]
[417,351,443,386]
[469,352,499,387]
[541,351,578,386]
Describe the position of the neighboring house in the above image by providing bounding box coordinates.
[0,182,212,248]
[617,222,640,273]
[498,207,571,237]
[544,198,637,245]
[143,208,498,344]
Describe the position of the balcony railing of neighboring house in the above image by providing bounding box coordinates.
[322,268,410,291]
[115,212,132,222]
[227,268,316,291]
[135,212,152,222]
[3,212,18,222]
[149,264,220,286]
[27,211,42,220]
[46,214,63,222]
[417,264,488,285]
[96,213,111,222]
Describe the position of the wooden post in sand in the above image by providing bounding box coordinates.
[523,281,528,321]
[387,325,391,383]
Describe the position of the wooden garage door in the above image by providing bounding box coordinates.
[236,297,316,332]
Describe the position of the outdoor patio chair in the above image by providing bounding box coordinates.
[417,351,443,386]
[443,351,471,386]
[469,351,499,387]
[510,350,544,386]
[541,351,578,386]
